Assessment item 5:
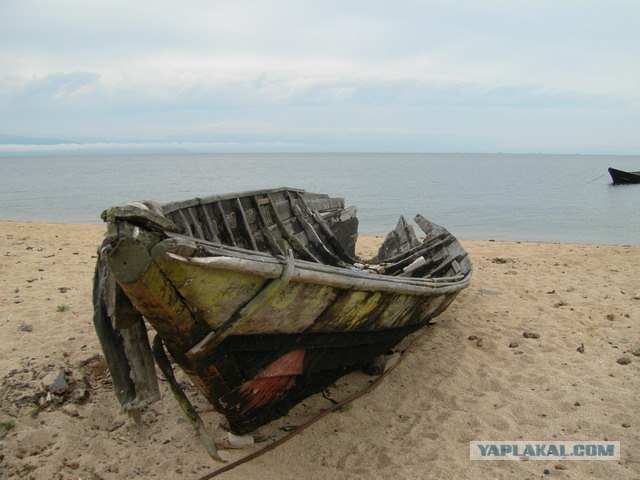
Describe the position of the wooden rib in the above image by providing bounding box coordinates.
[295,192,357,264]
[216,201,237,247]
[384,235,455,275]
[381,232,450,264]
[198,202,220,243]
[187,207,206,240]
[235,198,258,251]
[250,197,285,256]
[177,210,194,237]
[267,194,321,263]
[290,201,342,266]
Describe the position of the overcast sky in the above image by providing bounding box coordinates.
[1,1,639,153]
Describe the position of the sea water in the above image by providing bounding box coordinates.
[1,153,638,244]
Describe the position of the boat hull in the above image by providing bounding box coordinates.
[114,248,461,433]
[93,187,471,433]
[608,167,640,184]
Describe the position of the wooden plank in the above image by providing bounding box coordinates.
[267,194,322,263]
[414,214,450,241]
[177,210,194,237]
[303,196,345,212]
[152,336,224,462]
[251,196,284,255]
[216,201,237,247]
[295,192,358,263]
[93,248,160,413]
[373,215,419,262]
[290,203,342,266]
[235,197,258,250]
[187,207,205,240]
[162,187,306,214]
[198,203,220,242]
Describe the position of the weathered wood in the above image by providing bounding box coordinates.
[177,210,194,237]
[216,201,237,247]
[295,192,358,263]
[101,202,180,233]
[320,205,359,259]
[266,194,321,263]
[198,202,220,242]
[92,247,160,412]
[94,187,472,436]
[251,197,285,255]
[290,203,342,266]
[187,207,206,240]
[414,214,451,241]
[153,336,225,463]
[235,197,258,250]
[187,250,296,357]
[373,215,420,262]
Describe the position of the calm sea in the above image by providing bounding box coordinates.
[1,153,638,244]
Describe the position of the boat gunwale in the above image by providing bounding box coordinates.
[159,250,471,296]
[161,186,311,214]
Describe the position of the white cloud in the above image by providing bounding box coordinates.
[0,0,639,152]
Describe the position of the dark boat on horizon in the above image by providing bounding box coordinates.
[608,167,640,184]
[92,187,471,445]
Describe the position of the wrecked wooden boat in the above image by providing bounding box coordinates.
[608,167,640,184]
[93,187,472,437]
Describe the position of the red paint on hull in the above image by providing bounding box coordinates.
[237,349,306,414]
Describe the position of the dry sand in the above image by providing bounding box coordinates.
[0,221,639,479]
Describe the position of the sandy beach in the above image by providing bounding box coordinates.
[1,220,639,479]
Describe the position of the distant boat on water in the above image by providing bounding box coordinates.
[608,167,640,184]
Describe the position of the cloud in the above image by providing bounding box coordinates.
[0,1,639,152]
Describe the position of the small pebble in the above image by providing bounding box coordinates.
[467,335,478,341]
[523,331,540,339]
[543,468,550,475]
[616,356,632,365]
[509,341,519,348]
[554,464,567,470]
[18,323,32,332]
[574,401,580,406]
[476,338,483,347]
[576,343,585,353]
[622,423,631,428]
